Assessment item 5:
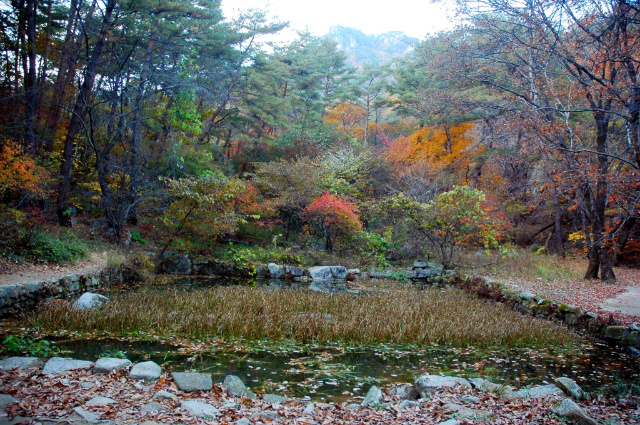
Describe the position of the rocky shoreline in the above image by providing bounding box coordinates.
[0,355,636,425]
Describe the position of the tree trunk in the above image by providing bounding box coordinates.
[23,0,38,153]
[56,0,117,227]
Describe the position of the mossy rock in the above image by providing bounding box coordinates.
[604,326,629,341]
[629,331,640,347]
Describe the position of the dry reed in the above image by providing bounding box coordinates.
[31,286,578,347]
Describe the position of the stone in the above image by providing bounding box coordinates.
[285,266,304,277]
[628,331,640,347]
[72,292,109,310]
[519,291,536,301]
[223,375,255,399]
[130,361,162,381]
[604,326,628,341]
[555,377,587,400]
[551,398,598,425]
[0,394,17,408]
[94,357,131,374]
[440,420,460,425]
[0,416,33,425]
[80,382,96,389]
[461,395,481,404]
[444,403,477,418]
[398,400,420,410]
[0,357,42,370]
[413,268,441,279]
[267,263,285,279]
[152,390,178,401]
[414,375,471,398]
[307,266,348,280]
[369,270,393,279]
[361,385,384,406]
[140,422,162,425]
[514,384,563,399]
[347,268,361,275]
[85,397,117,406]
[141,402,166,414]
[303,402,315,415]
[308,266,334,280]
[346,403,361,410]
[180,400,219,418]
[309,281,348,294]
[262,394,287,403]
[250,412,281,421]
[171,372,212,392]
[390,384,419,400]
[235,419,253,425]
[160,254,192,275]
[43,357,94,375]
[330,266,348,280]
[630,322,640,331]
[413,261,428,268]
[73,406,103,424]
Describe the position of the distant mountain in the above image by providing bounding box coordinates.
[327,26,419,67]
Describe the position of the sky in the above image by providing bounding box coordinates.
[221,0,459,42]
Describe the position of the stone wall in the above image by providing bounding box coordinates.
[0,269,121,315]
[450,275,640,350]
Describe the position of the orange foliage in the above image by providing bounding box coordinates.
[324,103,366,139]
[0,142,50,198]
[385,123,476,167]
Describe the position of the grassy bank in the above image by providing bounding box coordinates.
[28,285,578,347]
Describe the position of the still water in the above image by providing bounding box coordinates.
[51,276,640,402]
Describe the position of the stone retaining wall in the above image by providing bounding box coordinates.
[450,275,640,350]
[0,269,121,315]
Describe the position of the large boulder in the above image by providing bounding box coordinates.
[0,357,42,370]
[513,384,563,399]
[130,361,162,381]
[267,263,285,279]
[551,398,598,425]
[414,375,471,398]
[42,357,94,375]
[223,375,255,399]
[72,292,109,310]
[180,400,219,418]
[554,377,587,400]
[390,384,420,401]
[308,266,348,281]
[171,372,212,392]
[361,385,384,406]
[94,357,131,374]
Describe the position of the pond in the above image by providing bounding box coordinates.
[46,276,640,403]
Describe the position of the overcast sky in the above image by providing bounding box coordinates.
[221,0,459,42]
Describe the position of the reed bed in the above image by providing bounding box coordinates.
[30,286,578,347]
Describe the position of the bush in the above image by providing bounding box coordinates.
[14,230,90,264]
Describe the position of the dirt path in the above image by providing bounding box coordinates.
[0,253,107,287]
[599,285,640,317]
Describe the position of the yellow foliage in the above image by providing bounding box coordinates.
[386,123,476,168]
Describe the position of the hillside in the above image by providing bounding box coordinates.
[326,25,418,66]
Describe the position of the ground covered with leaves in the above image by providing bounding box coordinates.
[0,366,638,425]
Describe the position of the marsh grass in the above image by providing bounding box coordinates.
[30,286,577,347]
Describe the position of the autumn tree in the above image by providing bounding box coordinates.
[302,192,363,251]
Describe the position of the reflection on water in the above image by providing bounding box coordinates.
[54,338,640,403]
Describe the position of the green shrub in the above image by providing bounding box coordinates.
[2,335,59,357]
[16,230,90,264]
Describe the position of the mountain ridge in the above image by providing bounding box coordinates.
[326,25,419,67]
